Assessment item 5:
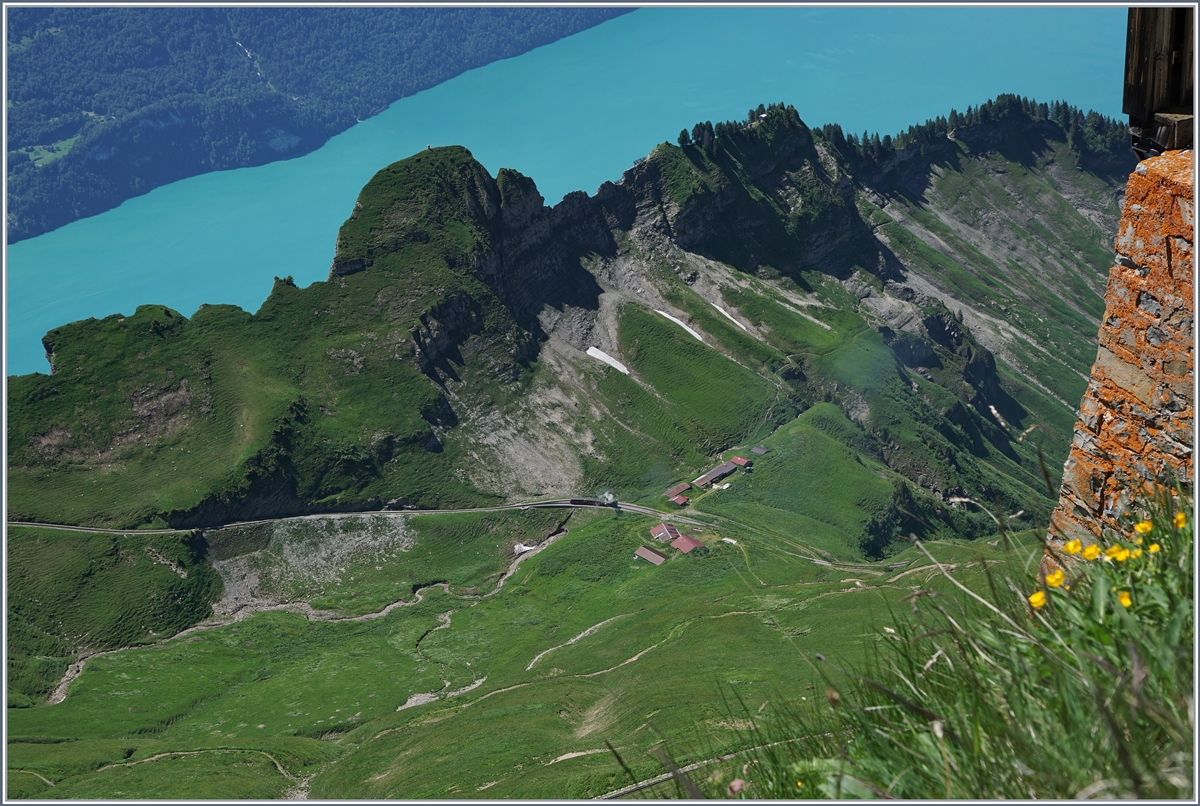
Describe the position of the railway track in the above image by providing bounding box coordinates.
[7,497,709,535]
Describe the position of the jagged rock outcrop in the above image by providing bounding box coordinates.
[1049,150,1194,542]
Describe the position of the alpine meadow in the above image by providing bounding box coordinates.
[7,88,1191,800]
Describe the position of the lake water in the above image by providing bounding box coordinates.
[5,6,1126,376]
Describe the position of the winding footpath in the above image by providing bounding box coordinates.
[26,493,868,708]
[19,487,910,797]
[41,520,575,707]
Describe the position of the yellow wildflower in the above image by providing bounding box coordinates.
[1134,520,1153,535]
[1045,569,1065,588]
[1173,511,1187,529]
[1117,591,1132,608]
[1063,539,1082,555]
[1129,548,1143,560]
[1082,544,1101,560]
[1148,543,1161,553]
[1104,544,1123,560]
[1028,590,1046,609]
[1133,536,1144,545]
[1115,548,1130,562]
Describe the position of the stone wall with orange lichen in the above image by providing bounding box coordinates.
[1049,149,1194,544]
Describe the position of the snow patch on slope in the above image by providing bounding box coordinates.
[585,346,629,374]
[654,310,705,342]
[711,303,749,331]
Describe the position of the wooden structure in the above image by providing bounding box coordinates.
[729,456,751,467]
[664,482,691,498]
[669,494,689,506]
[692,460,738,488]
[635,546,668,566]
[1125,7,1194,157]
[750,446,770,455]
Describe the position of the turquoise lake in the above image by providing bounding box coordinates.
[5,6,1126,376]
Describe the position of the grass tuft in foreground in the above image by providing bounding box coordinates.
[676,485,1193,799]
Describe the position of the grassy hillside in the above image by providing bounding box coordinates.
[7,508,1053,798]
[9,99,1122,540]
[695,406,895,557]
[7,526,220,706]
[4,97,1137,798]
[7,148,526,527]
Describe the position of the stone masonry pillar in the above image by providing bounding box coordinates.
[1049,150,1194,544]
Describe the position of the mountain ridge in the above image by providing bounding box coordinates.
[7,96,1133,560]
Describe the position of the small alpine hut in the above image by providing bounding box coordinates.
[671,534,704,554]
[750,446,770,455]
[651,523,682,543]
[669,494,689,506]
[729,456,752,468]
[635,546,668,566]
[664,482,691,498]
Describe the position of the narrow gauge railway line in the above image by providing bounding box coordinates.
[9,503,882,574]
[6,498,709,535]
[9,502,880,572]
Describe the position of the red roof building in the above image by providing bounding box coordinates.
[669,495,689,506]
[671,534,705,553]
[650,523,681,543]
[664,482,691,498]
[730,456,751,467]
[635,546,668,566]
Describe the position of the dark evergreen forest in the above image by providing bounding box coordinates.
[6,7,631,243]
[678,94,1130,178]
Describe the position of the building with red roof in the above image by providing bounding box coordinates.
[671,534,704,553]
[650,523,681,543]
[729,456,751,467]
[669,494,689,506]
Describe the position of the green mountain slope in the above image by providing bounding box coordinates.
[8,97,1130,557]
[5,95,1135,799]
[7,526,220,707]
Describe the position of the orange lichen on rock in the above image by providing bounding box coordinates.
[1049,150,1194,544]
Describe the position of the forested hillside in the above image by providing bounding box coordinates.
[5,7,630,242]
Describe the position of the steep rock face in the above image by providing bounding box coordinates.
[616,111,871,278]
[329,148,610,374]
[489,173,610,332]
[1050,150,1194,542]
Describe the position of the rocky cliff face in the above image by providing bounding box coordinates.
[1050,150,1194,542]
